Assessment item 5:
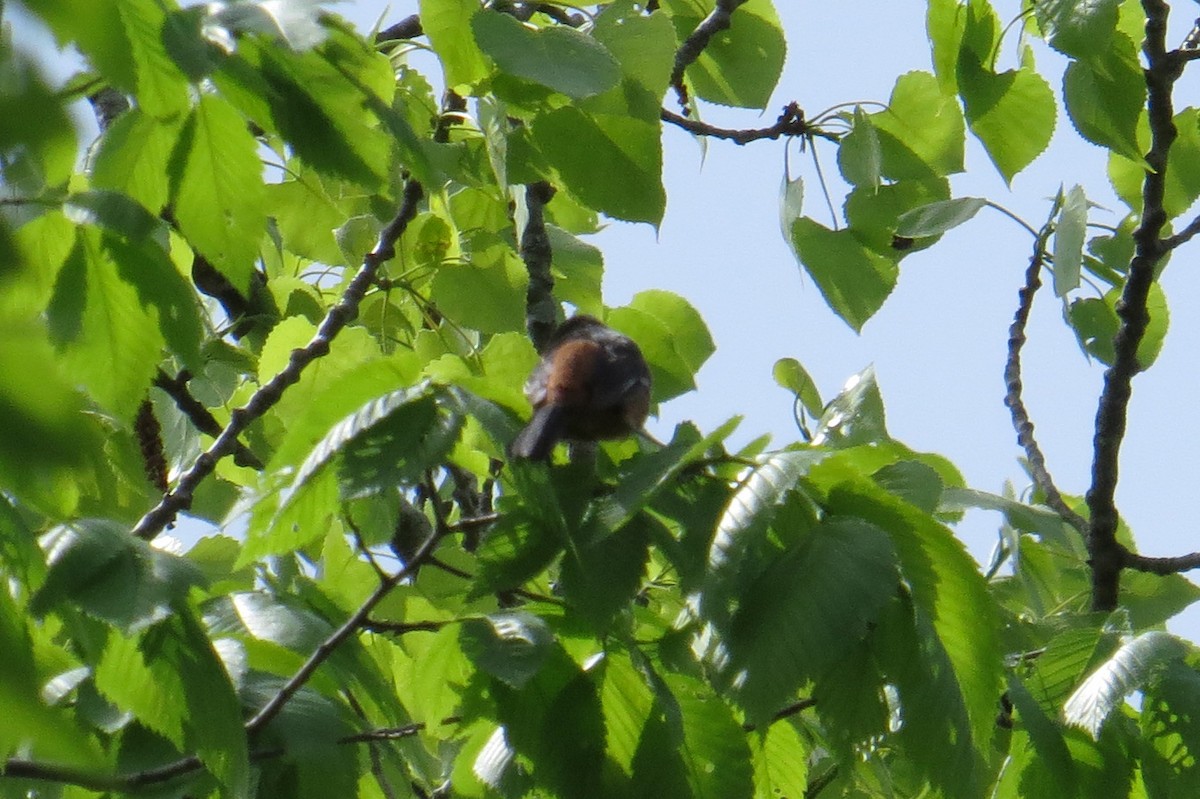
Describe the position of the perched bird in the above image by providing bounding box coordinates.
[509,315,652,460]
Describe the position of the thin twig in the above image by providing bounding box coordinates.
[1003,226,1089,535]
[4,719,459,791]
[662,104,836,145]
[741,697,816,731]
[1123,550,1200,574]
[1162,212,1200,249]
[1085,0,1182,611]
[130,179,425,540]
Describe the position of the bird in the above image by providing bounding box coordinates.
[509,315,652,460]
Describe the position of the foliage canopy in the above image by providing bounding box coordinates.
[4,0,1200,797]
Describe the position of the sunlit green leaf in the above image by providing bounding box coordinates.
[419,0,491,88]
[170,94,265,294]
[790,218,898,331]
[1054,185,1088,297]
[871,70,965,180]
[534,107,665,224]
[473,11,620,100]
[1065,631,1188,738]
[772,357,823,418]
[894,196,987,237]
[958,56,1055,183]
[1064,36,1145,163]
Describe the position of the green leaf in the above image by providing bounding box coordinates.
[1005,675,1079,797]
[459,611,554,690]
[778,170,805,250]
[548,225,605,315]
[32,519,205,633]
[826,482,1003,757]
[92,110,180,214]
[605,306,696,401]
[266,177,351,266]
[430,254,527,334]
[1064,631,1188,738]
[958,56,1056,182]
[1054,185,1089,297]
[95,630,187,746]
[1122,569,1200,630]
[894,196,987,237]
[118,0,191,118]
[750,714,810,797]
[0,586,102,766]
[871,70,966,180]
[837,106,882,188]
[419,0,491,89]
[726,518,900,724]
[789,217,898,331]
[772,357,822,418]
[873,460,944,513]
[472,11,621,100]
[706,450,826,607]
[20,0,137,97]
[559,513,652,630]
[844,176,952,255]
[289,384,452,495]
[534,107,665,224]
[0,44,77,187]
[47,231,164,422]
[627,290,716,376]
[1033,0,1121,60]
[926,0,967,94]
[1141,661,1200,797]
[0,320,97,473]
[1064,37,1145,163]
[629,671,754,799]
[661,0,787,110]
[875,593,984,798]
[1067,282,1167,369]
[170,94,265,294]
[813,365,889,447]
[591,2,677,122]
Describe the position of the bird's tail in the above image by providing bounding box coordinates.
[509,405,567,460]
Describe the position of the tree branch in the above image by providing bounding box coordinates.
[4,720,454,792]
[1085,0,1183,611]
[130,179,425,540]
[152,368,263,470]
[670,0,751,107]
[1003,230,1089,535]
[662,104,834,145]
[1162,211,1200,249]
[520,181,558,351]
[1123,550,1200,574]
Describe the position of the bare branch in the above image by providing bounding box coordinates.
[1162,211,1200,250]
[1003,232,1089,535]
[670,0,751,107]
[1123,549,1200,574]
[130,179,425,540]
[662,104,834,145]
[1085,0,1183,611]
[376,14,422,43]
